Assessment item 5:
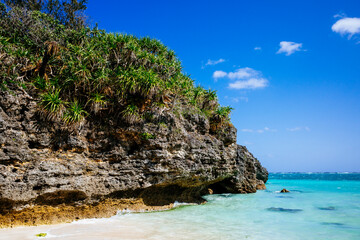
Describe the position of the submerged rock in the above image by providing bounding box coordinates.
[321,222,345,226]
[276,196,293,199]
[318,206,336,211]
[267,207,303,213]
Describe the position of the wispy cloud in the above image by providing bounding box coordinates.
[232,97,248,103]
[241,127,277,133]
[206,58,225,66]
[203,58,225,69]
[213,67,269,90]
[332,17,360,39]
[224,96,249,103]
[254,46,262,51]
[264,127,277,132]
[277,41,303,56]
[241,129,254,133]
[286,126,310,132]
[334,12,346,19]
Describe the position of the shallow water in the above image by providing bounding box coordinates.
[1,173,360,240]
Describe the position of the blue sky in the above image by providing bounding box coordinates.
[86,0,360,172]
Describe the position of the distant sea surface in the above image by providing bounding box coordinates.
[1,173,360,240]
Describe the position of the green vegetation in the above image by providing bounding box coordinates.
[39,89,65,121]
[0,1,232,128]
[210,106,234,132]
[140,132,155,140]
[63,100,87,124]
[35,232,47,237]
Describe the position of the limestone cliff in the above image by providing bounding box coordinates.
[0,86,268,227]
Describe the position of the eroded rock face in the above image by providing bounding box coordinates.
[0,87,268,221]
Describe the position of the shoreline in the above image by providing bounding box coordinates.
[0,198,180,229]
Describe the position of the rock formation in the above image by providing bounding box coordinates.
[280,188,290,193]
[0,86,268,227]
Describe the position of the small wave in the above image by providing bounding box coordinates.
[71,218,100,224]
[269,172,360,181]
[116,209,137,215]
[173,201,195,207]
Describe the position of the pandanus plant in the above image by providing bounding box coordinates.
[137,68,161,98]
[63,100,87,124]
[191,86,206,107]
[202,89,218,110]
[39,89,65,121]
[0,5,231,129]
[213,106,233,124]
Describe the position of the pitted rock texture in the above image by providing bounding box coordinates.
[0,87,268,222]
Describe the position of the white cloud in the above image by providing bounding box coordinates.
[277,41,303,56]
[225,96,248,103]
[332,17,360,38]
[254,47,262,51]
[205,58,225,66]
[287,126,310,132]
[241,129,254,133]
[232,97,248,103]
[241,127,277,134]
[213,67,269,90]
[227,67,257,80]
[213,70,227,80]
[229,78,268,90]
[287,127,301,132]
[264,127,277,132]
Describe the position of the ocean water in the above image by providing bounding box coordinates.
[1,173,360,240]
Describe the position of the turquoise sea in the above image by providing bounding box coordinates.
[1,173,360,240]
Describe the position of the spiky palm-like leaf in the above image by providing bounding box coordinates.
[214,106,233,122]
[202,89,218,110]
[39,89,65,121]
[63,100,87,124]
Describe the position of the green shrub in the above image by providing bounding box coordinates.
[140,132,155,140]
[0,2,233,129]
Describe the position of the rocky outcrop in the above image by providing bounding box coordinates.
[280,188,290,193]
[0,86,268,227]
